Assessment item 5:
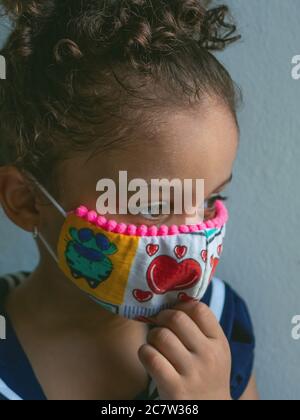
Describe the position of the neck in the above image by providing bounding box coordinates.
[18,252,137,332]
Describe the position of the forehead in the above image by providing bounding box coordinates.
[59,100,239,203]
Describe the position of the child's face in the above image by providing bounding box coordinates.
[37,99,238,250]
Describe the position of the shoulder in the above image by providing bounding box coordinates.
[204,278,255,400]
[0,272,30,309]
[0,272,32,401]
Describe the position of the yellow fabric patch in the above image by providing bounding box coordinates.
[57,214,140,305]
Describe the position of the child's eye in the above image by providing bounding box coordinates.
[130,196,228,224]
[139,202,170,221]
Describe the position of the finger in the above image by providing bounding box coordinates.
[171,301,225,340]
[146,326,193,374]
[138,344,179,390]
[154,308,208,353]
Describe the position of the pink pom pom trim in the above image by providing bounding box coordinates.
[72,200,228,237]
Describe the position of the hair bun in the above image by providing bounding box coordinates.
[0,1,239,188]
[1,0,51,17]
[2,1,239,66]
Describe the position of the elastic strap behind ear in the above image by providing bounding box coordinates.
[33,226,59,263]
[24,171,67,218]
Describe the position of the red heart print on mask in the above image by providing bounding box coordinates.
[146,244,159,257]
[174,245,187,259]
[201,250,208,262]
[209,256,220,283]
[217,244,223,256]
[146,256,202,294]
[132,289,153,302]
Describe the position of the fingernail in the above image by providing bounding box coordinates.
[136,316,159,325]
[178,293,198,303]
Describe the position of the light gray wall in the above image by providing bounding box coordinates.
[216,0,300,400]
[0,15,39,272]
[1,1,300,400]
[0,14,9,46]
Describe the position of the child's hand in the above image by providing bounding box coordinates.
[138,300,232,400]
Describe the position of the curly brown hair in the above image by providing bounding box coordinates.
[0,0,241,193]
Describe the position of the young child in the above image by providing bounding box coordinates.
[0,0,258,400]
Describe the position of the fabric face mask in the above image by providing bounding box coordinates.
[33,180,228,322]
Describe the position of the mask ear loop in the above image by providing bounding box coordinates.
[31,179,67,218]
[33,226,59,263]
[23,170,67,218]
[24,171,66,263]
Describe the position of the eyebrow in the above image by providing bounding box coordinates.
[125,174,234,202]
[212,173,233,193]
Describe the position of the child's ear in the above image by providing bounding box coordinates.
[0,165,40,233]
